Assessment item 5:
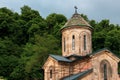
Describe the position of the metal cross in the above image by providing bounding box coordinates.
[74,6,78,14]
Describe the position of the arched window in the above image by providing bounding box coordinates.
[50,69,52,78]
[100,60,112,80]
[104,64,107,80]
[72,35,75,50]
[64,38,66,52]
[84,35,86,50]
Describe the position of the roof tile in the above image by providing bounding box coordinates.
[61,13,92,29]
[62,69,93,80]
[50,54,72,62]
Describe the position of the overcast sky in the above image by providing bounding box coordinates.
[0,0,120,25]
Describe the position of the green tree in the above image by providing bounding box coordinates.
[0,7,16,38]
[10,34,60,80]
[105,29,120,56]
[46,13,67,33]
[21,5,41,22]
[0,55,18,78]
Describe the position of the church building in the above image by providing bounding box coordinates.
[43,7,120,80]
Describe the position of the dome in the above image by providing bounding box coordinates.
[61,13,92,30]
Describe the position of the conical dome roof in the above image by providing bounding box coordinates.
[61,13,92,30]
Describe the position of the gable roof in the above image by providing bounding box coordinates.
[66,54,90,62]
[62,69,93,80]
[88,48,120,62]
[50,54,90,63]
[43,48,120,69]
[49,48,120,63]
[50,54,72,62]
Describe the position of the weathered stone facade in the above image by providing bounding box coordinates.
[91,50,120,80]
[61,26,92,56]
[43,10,120,80]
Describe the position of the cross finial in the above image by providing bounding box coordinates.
[74,6,78,14]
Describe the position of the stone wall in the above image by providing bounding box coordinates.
[91,51,119,80]
[72,58,92,74]
[62,26,92,56]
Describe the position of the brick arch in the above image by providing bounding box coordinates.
[79,31,91,55]
[62,30,80,56]
[79,31,90,40]
[47,66,55,80]
[69,31,79,50]
[69,31,79,36]
[100,59,112,80]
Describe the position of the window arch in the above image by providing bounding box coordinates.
[50,69,52,78]
[100,60,112,80]
[49,66,53,79]
[64,38,66,52]
[83,35,86,50]
[72,35,75,50]
[104,64,107,80]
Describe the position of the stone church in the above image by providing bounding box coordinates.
[43,8,120,80]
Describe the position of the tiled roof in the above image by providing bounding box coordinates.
[61,13,92,30]
[50,54,72,62]
[50,54,89,63]
[66,54,90,62]
[50,48,120,63]
[88,48,120,59]
[62,69,93,80]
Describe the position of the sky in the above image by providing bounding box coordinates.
[0,0,120,25]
